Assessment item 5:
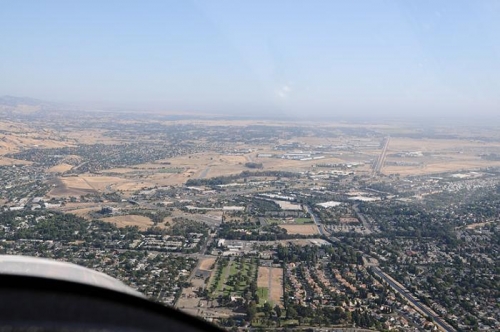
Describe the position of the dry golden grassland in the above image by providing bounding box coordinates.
[270,268,284,305]
[199,258,216,271]
[100,215,154,230]
[279,224,320,235]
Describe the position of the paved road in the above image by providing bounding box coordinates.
[372,137,390,176]
[198,166,211,179]
[304,204,343,242]
[305,204,325,236]
[372,267,455,332]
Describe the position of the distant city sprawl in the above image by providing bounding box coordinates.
[0,109,499,331]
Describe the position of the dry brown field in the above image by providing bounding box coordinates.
[100,215,153,230]
[48,177,96,197]
[64,129,124,145]
[48,163,74,173]
[0,136,69,154]
[257,266,270,288]
[259,156,346,172]
[383,160,500,176]
[0,157,31,165]
[269,268,284,306]
[279,224,320,235]
[49,174,159,196]
[199,258,216,271]
[379,137,500,176]
[388,137,500,152]
[64,207,96,219]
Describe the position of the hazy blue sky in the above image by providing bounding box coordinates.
[1,0,499,117]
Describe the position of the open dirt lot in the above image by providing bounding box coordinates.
[269,268,283,306]
[257,266,270,288]
[48,163,74,173]
[199,258,216,271]
[279,224,320,235]
[100,215,153,230]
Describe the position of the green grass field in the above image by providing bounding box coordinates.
[215,263,230,293]
[294,218,313,224]
[257,287,269,303]
[212,258,260,298]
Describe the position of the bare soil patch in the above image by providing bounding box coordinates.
[100,215,153,230]
[269,268,283,306]
[279,224,320,235]
[199,258,216,271]
[257,267,270,288]
[48,163,73,173]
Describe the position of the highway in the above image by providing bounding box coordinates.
[371,266,456,332]
[305,204,325,236]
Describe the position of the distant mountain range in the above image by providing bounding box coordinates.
[0,95,73,114]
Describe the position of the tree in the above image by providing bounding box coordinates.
[286,306,298,319]
[246,301,257,322]
[263,301,273,318]
[274,304,282,318]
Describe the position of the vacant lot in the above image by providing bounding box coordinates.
[257,266,270,288]
[279,224,320,235]
[100,215,153,230]
[199,258,216,271]
[270,268,283,306]
[48,163,73,173]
